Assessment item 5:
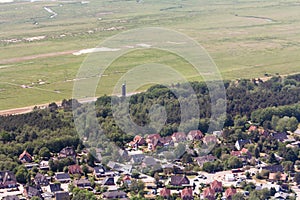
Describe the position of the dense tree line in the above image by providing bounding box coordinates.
[0,74,299,172]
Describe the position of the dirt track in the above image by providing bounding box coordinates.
[0,50,77,64]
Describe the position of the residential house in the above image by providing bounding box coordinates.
[129,135,146,149]
[203,187,215,200]
[39,160,50,170]
[194,155,216,167]
[68,164,83,175]
[261,165,284,173]
[0,171,17,189]
[107,161,132,174]
[269,173,287,182]
[3,195,19,200]
[160,188,171,199]
[181,187,193,200]
[231,148,252,161]
[248,125,257,133]
[142,156,157,168]
[202,135,217,145]
[172,132,187,143]
[58,147,76,161]
[146,134,162,150]
[102,191,127,199]
[19,150,33,163]
[49,183,62,193]
[55,172,71,183]
[211,180,223,192]
[93,166,106,178]
[73,179,92,189]
[102,176,115,186]
[170,175,190,186]
[23,185,42,199]
[122,175,131,185]
[187,130,204,141]
[34,173,49,186]
[225,188,237,199]
[119,149,130,161]
[55,191,70,200]
[159,136,173,147]
[270,132,288,142]
[213,131,223,137]
[130,154,145,165]
[235,139,251,150]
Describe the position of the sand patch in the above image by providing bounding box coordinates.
[72,47,121,56]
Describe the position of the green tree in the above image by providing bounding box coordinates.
[232,192,245,200]
[15,166,29,184]
[130,179,145,194]
[39,147,51,159]
[227,156,243,169]
[72,188,97,200]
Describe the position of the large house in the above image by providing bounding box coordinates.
[93,166,106,178]
[187,130,204,141]
[146,134,162,150]
[235,139,251,150]
[55,172,71,183]
[34,173,49,186]
[102,191,128,199]
[129,135,146,149]
[68,164,83,175]
[181,187,193,200]
[73,179,92,189]
[23,185,42,199]
[202,135,217,145]
[19,150,33,163]
[203,187,215,200]
[170,175,190,186]
[55,191,70,200]
[211,180,223,192]
[171,132,187,143]
[194,155,217,167]
[160,188,171,199]
[225,187,237,199]
[0,171,17,189]
[58,147,76,161]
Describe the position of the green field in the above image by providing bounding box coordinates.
[0,0,300,110]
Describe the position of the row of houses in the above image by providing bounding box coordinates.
[128,130,219,151]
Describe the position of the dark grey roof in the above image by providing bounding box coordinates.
[102,191,127,199]
[50,183,62,193]
[55,173,71,181]
[131,154,145,164]
[262,165,284,173]
[3,195,20,200]
[55,191,70,200]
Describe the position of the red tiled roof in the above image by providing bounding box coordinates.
[225,187,237,198]
[211,180,222,192]
[202,135,217,145]
[181,187,193,198]
[172,132,186,141]
[19,150,33,162]
[248,125,257,132]
[188,130,204,140]
[203,187,215,199]
[122,175,131,181]
[160,188,171,197]
[68,164,83,174]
